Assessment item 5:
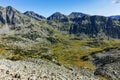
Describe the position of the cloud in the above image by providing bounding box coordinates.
[112,0,120,4]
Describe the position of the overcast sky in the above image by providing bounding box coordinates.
[0,0,120,17]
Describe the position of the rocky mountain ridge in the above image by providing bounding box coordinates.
[109,15,120,19]
[1,6,120,39]
[47,12,120,39]
[24,11,46,21]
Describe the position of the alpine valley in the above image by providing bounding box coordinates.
[0,6,120,80]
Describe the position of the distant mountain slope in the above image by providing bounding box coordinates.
[47,12,120,39]
[68,12,89,19]
[24,11,46,21]
[69,15,120,38]
[109,15,120,19]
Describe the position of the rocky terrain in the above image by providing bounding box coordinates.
[92,49,120,80]
[0,6,120,80]
[0,59,98,80]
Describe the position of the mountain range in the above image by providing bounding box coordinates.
[0,6,120,40]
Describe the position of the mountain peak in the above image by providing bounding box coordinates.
[68,12,89,18]
[6,6,13,8]
[53,12,62,15]
[6,6,15,10]
[6,6,19,13]
[24,11,46,21]
[47,12,68,21]
[48,12,65,17]
[24,11,36,14]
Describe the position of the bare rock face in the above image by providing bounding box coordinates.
[0,6,6,24]
[6,6,23,25]
[0,6,28,25]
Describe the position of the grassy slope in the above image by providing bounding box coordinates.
[50,38,120,70]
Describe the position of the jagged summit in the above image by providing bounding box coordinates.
[24,11,46,21]
[47,12,68,21]
[6,6,19,13]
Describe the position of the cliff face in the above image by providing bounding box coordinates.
[47,12,120,38]
[69,15,120,38]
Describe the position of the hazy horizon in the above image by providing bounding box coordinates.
[0,0,120,17]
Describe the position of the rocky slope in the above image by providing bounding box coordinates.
[92,48,120,80]
[0,58,98,80]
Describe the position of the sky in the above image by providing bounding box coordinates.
[0,0,120,17]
